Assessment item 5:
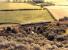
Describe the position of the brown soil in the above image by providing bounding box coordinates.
[0,21,67,50]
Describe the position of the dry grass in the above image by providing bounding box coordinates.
[0,10,54,24]
[0,3,54,24]
[0,3,41,10]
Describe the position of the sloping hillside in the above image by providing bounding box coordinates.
[0,9,54,24]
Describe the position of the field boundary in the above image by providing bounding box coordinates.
[0,9,42,11]
[44,8,57,21]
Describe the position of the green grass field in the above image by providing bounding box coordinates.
[0,9,54,24]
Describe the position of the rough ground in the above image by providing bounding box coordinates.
[0,21,68,50]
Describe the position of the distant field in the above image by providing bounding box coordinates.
[45,6,68,20]
[0,9,54,24]
[0,3,41,10]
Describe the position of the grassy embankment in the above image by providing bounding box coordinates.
[0,3,54,24]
